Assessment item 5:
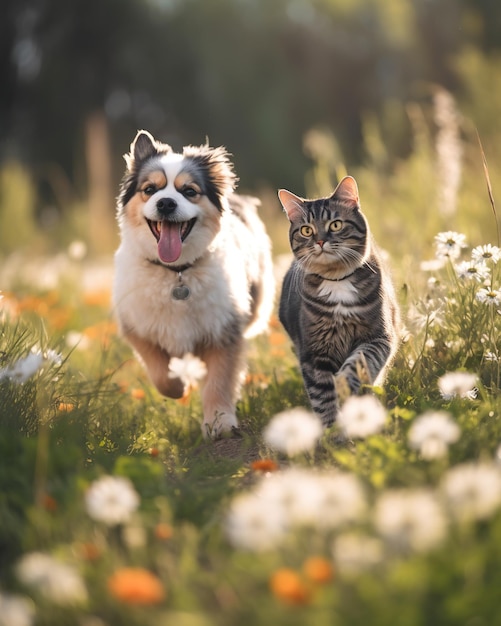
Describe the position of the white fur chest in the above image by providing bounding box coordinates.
[113,246,250,356]
[318,278,359,305]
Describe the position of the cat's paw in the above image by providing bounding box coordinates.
[203,411,240,440]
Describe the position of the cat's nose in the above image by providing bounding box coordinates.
[317,240,325,248]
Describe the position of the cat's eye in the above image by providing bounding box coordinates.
[329,220,343,232]
[300,225,314,237]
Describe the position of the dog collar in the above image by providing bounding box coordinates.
[147,258,193,273]
[147,257,198,300]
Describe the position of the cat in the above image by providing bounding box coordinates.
[278,176,400,427]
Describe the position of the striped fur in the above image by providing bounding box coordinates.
[278,176,400,427]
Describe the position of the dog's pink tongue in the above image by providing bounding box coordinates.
[158,221,182,264]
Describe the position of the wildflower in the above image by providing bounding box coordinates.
[420,258,446,272]
[85,475,140,526]
[0,351,44,383]
[16,552,88,605]
[302,557,334,584]
[0,592,35,626]
[256,468,367,530]
[58,402,74,412]
[374,489,447,552]
[263,408,322,456]
[472,244,501,264]
[408,411,460,460]
[224,490,288,551]
[250,459,279,473]
[68,240,87,260]
[337,395,387,439]
[476,287,501,306]
[75,542,102,561]
[107,568,165,605]
[154,522,174,541]
[438,371,478,400]
[441,462,501,522]
[168,353,207,389]
[130,388,146,400]
[434,231,467,260]
[332,533,383,575]
[269,569,311,605]
[454,260,490,282]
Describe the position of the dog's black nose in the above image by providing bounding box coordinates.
[156,197,178,215]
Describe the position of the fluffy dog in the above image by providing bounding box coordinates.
[113,131,275,438]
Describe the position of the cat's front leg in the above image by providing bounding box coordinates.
[300,358,339,427]
[337,337,394,395]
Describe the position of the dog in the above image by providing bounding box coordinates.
[112,130,275,438]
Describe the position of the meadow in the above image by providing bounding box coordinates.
[2,112,501,626]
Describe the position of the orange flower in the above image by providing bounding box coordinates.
[83,290,110,307]
[269,568,311,605]
[269,331,286,347]
[58,402,75,412]
[41,493,57,512]
[250,459,279,473]
[108,567,165,605]
[77,542,102,561]
[154,523,174,541]
[131,388,146,400]
[303,557,334,584]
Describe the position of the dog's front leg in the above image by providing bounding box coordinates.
[123,330,184,398]
[200,339,245,439]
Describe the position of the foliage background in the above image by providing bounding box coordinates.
[2,0,501,257]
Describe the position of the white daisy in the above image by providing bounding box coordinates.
[441,462,501,522]
[434,231,467,260]
[374,488,447,552]
[332,533,384,575]
[224,490,288,552]
[420,258,447,272]
[476,287,501,306]
[0,351,45,383]
[313,471,368,529]
[0,592,35,626]
[263,408,323,456]
[16,553,87,605]
[408,411,461,460]
[471,244,501,264]
[337,395,387,439]
[438,371,478,400]
[454,260,490,282]
[168,353,207,389]
[85,475,140,526]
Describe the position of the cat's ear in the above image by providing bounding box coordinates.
[278,189,305,221]
[331,176,359,206]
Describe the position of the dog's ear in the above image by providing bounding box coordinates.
[183,144,238,209]
[129,130,158,165]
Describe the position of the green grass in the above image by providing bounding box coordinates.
[2,126,501,625]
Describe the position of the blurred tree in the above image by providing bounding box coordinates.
[0,0,500,253]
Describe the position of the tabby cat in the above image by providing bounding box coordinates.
[278,176,400,427]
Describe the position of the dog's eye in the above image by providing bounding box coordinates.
[143,185,156,196]
[183,187,198,198]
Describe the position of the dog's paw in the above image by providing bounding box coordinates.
[203,412,239,440]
